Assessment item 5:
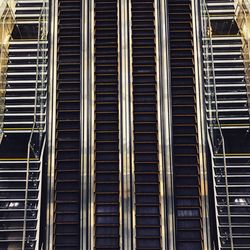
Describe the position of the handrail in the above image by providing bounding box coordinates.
[235,0,250,124]
[0,9,8,142]
[0,3,14,143]
[202,2,234,249]
[0,0,22,144]
[22,0,47,249]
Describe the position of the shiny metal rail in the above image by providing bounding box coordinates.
[202,2,233,249]
[234,1,250,122]
[0,1,15,143]
[22,0,47,249]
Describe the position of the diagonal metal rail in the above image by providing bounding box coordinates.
[202,1,234,249]
[22,0,47,249]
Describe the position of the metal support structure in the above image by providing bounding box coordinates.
[46,0,57,248]
[120,0,132,248]
[157,0,175,247]
[127,1,135,249]
[22,2,47,248]
[202,3,234,249]
[192,0,212,249]
[0,0,48,249]
[203,0,250,249]
[89,0,94,246]
[155,0,167,248]
[82,0,89,248]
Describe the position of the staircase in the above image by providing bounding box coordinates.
[203,0,250,249]
[53,0,81,249]
[131,0,162,249]
[168,0,204,249]
[93,0,120,249]
[0,0,48,249]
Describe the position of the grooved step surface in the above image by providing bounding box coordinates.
[54,0,81,249]
[94,1,120,249]
[131,0,162,249]
[168,0,203,249]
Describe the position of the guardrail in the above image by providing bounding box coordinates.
[201,1,234,249]
[22,0,48,249]
[235,0,250,124]
[0,0,15,143]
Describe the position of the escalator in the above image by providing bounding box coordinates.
[94,0,120,249]
[53,0,81,249]
[131,0,162,249]
[168,0,204,249]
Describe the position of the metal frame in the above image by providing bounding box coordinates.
[22,2,47,248]
[82,0,89,248]
[89,0,95,247]
[157,0,175,248]
[0,0,49,249]
[203,1,250,249]
[202,4,233,248]
[154,0,167,249]
[127,0,136,248]
[46,0,58,248]
[192,0,212,249]
[120,0,132,249]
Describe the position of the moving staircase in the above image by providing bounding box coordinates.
[131,0,162,249]
[94,0,120,249]
[168,0,204,249]
[53,0,81,249]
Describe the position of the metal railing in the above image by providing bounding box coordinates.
[22,0,48,249]
[0,1,15,143]
[235,0,250,123]
[201,1,234,249]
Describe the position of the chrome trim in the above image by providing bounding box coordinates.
[154,0,167,248]
[118,0,124,249]
[120,0,132,248]
[89,0,95,247]
[157,0,175,248]
[192,0,211,249]
[127,0,136,248]
[82,0,89,248]
[46,0,58,248]
[35,139,46,250]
